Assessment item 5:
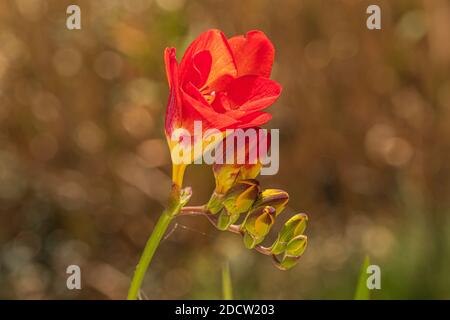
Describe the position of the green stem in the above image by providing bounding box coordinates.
[127,162,187,300]
[127,209,174,300]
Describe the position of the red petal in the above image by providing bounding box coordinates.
[211,92,232,112]
[228,30,275,77]
[180,29,237,90]
[181,50,212,89]
[182,83,239,131]
[164,47,182,136]
[235,112,273,129]
[225,75,282,113]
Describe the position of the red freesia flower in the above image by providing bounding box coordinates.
[164,29,282,138]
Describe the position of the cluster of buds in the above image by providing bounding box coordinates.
[206,164,308,270]
[270,214,308,270]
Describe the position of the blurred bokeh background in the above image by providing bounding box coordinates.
[1,0,450,299]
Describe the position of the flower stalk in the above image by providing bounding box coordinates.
[127,165,190,300]
[127,208,174,300]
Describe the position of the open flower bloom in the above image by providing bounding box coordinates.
[164,29,281,157]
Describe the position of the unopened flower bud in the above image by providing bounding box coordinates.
[212,164,241,195]
[237,163,261,181]
[271,213,308,255]
[279,255,300,270]
[278,235,307,270]
[235,128,270,182]
[222,179,260,216]
[206,192,223,214]
[216,208,240,231]
[215,127,268,186]
[242,206,276,248]
[253,189,289,216]
[285,235,307,257]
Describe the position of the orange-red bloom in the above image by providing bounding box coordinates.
[164,29,282,137]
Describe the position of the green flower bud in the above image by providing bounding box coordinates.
[253,189,289,216]
[279,255,301,270]
[243,232,257,249]
[242,206,276,248]
[271,214,308,255]
[278,235,307,270]
[216,208,240,231]
[206,192,223,215]
[222,179,260,216]
[285,235,307,257]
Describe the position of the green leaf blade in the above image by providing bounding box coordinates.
[222,262,234,300]
[354,255,371,300]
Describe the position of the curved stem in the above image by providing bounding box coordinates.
[127,209,174,300]
[127,164,186,300]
